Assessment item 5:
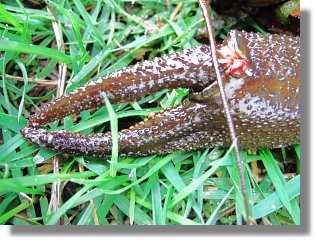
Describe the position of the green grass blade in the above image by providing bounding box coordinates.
[0,200,31,224]
[170,157,224,207]
[101,154,175,195]
[0,113,27,133]
[0,4,23,32]
[114,195,152,225]
[129,187,136,225]
[15,59,28,122]
[253,175,300,220]
[166,211,201,225]
[0,193,16,216]
[151,173,164,225]
[46,186,89,225]
[1,53,13,115]
[0,39,72,64]
[161,161,204,223]
[72,0,105,47]
[0,134,25,165]
[206,186,234,225]
[102,93,118,177]
[0,171,97,194]
[261,149,293,214]
[39,196,49,224]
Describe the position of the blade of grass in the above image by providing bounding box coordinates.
[253,175,300,220]
[151,172,164,225]
[141,169,160,201]
[107,0,147,29]
[1,53,13,115]
[0,39,72,64]
[0,181,43,195]
[67,9,89,56]
[0,134,26,165]
[39,196,49,225]
[102,93,118,177]
[0,199,32,224]
[169,142,237,207]
[166,211,201,225]
[0,4,23,32]
[114,194,152,225]
[0,193,17,216]
[192,149,209,209]
[161,161,204,223]
[101,153,175,195]
[261,149,293,214]
[68,108,161,133]
[0,113,27,133]
[72,0,106,47]
[170,157,224,207]
[294,145,300,174]
[109,155,156,169]
[206,186,234,225]
[162,185,174,225]
[15,59,28,123]
[129,187,136,225]
[0,171,97,194]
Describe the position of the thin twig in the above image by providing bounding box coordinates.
[170,3,183,22]
[219,204,235,219]
[4,74,58,86]
[165,0,170,8]
[153,3,183,34]
[51,26,67,96]
[198,0,251,224]
[90,198,100,225]
[77,162,100,225]
[18,192,33,203]
[47,6,68,223]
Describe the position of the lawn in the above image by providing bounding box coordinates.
[0,0,300,225]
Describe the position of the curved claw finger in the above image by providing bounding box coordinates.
[21,127,113,157]
[29,46,215,128]
[22,101,212,156]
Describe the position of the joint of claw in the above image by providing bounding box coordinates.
[218,36,250,77]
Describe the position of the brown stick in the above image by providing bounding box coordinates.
[47,5,68,223]
[197,0,251,224]
[5,74,58,86]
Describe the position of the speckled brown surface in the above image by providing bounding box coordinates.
[28,45,216,128]
[20,30,300,157]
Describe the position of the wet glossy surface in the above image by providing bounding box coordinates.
[21,31,300,157]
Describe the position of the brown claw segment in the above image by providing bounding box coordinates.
[21,101,215,156]
[21,30,300,157]
[29,45,216,128]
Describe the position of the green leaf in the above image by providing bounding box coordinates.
[151,173,164,225]
[0,39,72,64]
[0,200,31,224]
[253,175,300,220]
[261,149,293,214]
[102,93,118,177]
[0,4,23,32]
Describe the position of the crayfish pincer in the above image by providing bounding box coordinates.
[21,30,300,157]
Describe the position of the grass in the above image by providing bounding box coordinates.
[0,0,300,225]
